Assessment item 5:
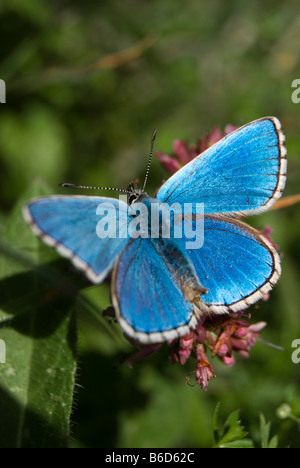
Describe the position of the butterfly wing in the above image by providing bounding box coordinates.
[112,237,208,344]
[23,196,131,283]
[174,214,281,313]
[156,117,287,216]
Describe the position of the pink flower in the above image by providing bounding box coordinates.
[212,318,267,361]
[167,314,267,389]
[169,331,194,365]
[194,345,215,391]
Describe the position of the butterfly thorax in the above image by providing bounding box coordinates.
[128,195,181,242]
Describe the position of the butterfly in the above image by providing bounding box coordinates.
[23,117,287,344]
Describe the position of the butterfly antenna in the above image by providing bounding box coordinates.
[60,183,130,194]
[142,128,157,193]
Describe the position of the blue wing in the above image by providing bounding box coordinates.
[174,214,281,313]
[156,117,287,216]
[112,237,207,344]
[23,196,132,283]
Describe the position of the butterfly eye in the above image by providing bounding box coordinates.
[128,193,139,205]
[127,182,144,205]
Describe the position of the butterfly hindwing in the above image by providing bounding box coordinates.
[112,236,207,344]
[157,117,287,216]
[23,196,132,283]
[174,214,281,313]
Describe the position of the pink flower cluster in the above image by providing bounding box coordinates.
[169,315,266,390]
[124,314,266,391]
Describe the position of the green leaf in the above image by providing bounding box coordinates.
[268,435,278,449]
[217,419,249,445]
[212,406,253,448]
[259,412,278,449]
[224,409,240,430]
[217,439,255,448]
[0,182,77,447]
[0,301,77,448]
[259,412,271,448]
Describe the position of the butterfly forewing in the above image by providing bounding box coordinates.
[156,117,287,216]
[23,196,132,283]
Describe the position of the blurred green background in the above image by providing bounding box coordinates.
[0,0,300,448]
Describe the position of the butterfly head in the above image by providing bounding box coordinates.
[127,182,147,205]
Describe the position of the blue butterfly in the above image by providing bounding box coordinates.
[23,117,287,344]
